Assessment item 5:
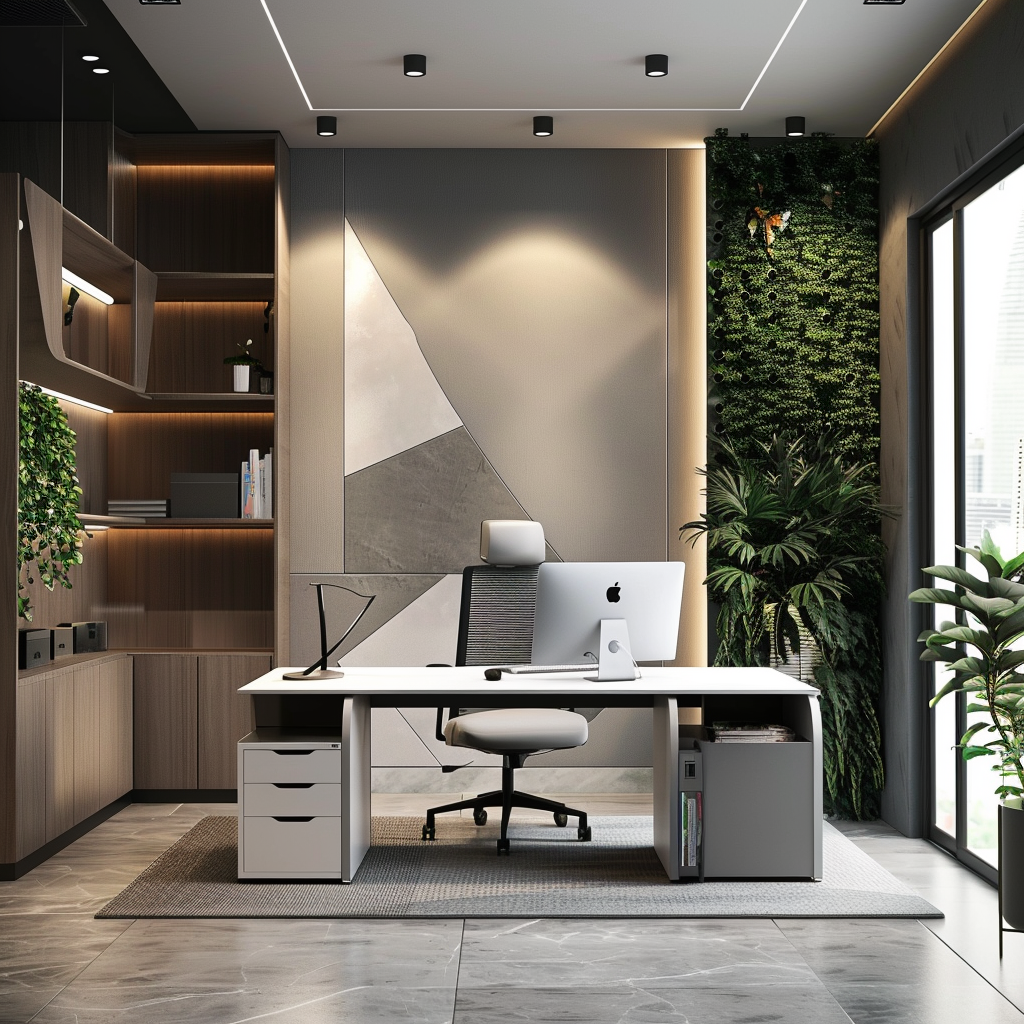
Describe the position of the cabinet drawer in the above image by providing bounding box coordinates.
[242,816,341,876]
[243,782,341,817]
[243,747,341,783]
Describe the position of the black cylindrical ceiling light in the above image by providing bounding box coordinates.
[533,115,553,137]
[785,115,805,137]
[645,53,668,77]
[317,115,337,137]
[404,53,426,77]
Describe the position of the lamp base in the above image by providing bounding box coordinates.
[282,668,345,681]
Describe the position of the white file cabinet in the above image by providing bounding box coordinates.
[237,731,344,879]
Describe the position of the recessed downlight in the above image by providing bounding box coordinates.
[785,115,805,137]
[645,54,669,77]
[92,68,110,75]
[403,53,426,77]
[533,115,553,138]
[316,115,337,137]
[82,55,99,62]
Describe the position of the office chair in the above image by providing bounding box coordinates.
[422,520,592,855]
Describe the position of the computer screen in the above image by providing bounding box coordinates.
[531,561,685,666]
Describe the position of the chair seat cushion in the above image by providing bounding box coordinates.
[444,708,588,754]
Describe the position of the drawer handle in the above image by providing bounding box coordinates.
[273,783,314,789]
[272,749,315,756]
[272,816,315,823]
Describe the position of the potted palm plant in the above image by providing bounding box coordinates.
[682,433,889,818]
[910,533,1024,947]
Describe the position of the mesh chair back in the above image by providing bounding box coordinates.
[456,564,539,667]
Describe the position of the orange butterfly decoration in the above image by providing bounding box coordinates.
[747,206,791,256]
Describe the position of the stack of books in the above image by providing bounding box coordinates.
[680,792,702,867]
[709,723,796,743]
[108,499,167,519]
[241,449,273,520]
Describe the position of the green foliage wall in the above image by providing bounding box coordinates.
[705,133,884,819]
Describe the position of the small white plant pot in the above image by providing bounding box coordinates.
[233,365,251,392]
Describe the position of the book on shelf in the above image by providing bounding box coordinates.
[240,448,273,520]
[709,723,796,743]
[679,791,702,868]
[107,499,168,519]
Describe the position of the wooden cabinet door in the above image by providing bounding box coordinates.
[198,654,268,789]
[45,670,75,842]
[16,677,46,860]
[73,663,101,823]
[99,656,133,806]
[133,654,197,790]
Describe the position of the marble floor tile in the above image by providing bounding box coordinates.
[31,919,463,1024]
[0,914,133,1024]
[778,918,1024,1023]
[452,918,853,1023]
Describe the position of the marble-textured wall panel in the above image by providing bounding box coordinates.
[875,0,1024,834]
[345,427,530,573]
[339,573,462,667]
[344,219,461,475]
[344,149,667,563]
[289,573,441,668]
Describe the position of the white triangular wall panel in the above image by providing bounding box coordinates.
[339,573,462,667]
[344,220,462,475]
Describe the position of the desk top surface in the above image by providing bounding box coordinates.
[239,665,818,698]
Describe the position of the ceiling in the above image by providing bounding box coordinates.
[99,0,981,147]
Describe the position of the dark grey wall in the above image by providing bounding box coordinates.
[876,0,1024,835]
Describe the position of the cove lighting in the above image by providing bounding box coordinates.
[23,383,113,415]
[62,268,114,306]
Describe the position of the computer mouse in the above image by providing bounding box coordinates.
[484,668,503,681]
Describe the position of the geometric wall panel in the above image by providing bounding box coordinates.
[345,426,530,573]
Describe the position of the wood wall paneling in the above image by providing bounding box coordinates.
[112,131,137,259]
[1,174,21,863]
[61,399,108,517]
[62,122,113,241]
[44,670,75,842]
[106,529,273,650]
[107,412,274,501]
[15,678,45,860]
[73,663,101,822]
[136,165,275,273]
[133,654,198,790]
[99,656,132,805]
[148,302,270,395]
[0,123,61,202]
[198,654,268,788]
[19,530,108,635]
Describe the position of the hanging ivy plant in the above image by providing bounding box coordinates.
[702,131,884,819]
[18,383,83,621]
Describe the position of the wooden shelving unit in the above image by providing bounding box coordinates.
[107,519,274,530]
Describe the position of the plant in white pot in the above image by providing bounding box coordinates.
[910,532,1024,954]
[224,338,263,393]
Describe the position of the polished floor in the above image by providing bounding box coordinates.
[0,796,1021,1023]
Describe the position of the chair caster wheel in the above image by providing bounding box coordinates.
[497,838,510,855]
[422,825,435,841]
[554,812,569,827]
[578,826,592,842]
[473,808,488,826]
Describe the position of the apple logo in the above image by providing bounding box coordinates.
[606,582,621,603]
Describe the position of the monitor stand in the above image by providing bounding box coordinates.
[587,619,638,682]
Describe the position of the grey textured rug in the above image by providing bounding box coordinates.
[96,815,942,919]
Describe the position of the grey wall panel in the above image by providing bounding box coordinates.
[345,427,528,573]
[289,150,345,575]
[344,149,667,563]
[875,0,1024,835]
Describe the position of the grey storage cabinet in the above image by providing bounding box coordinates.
[699,739,815,878]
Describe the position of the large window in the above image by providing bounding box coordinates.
[927,159,1024,872]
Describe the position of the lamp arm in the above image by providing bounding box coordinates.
[295,584,375,678]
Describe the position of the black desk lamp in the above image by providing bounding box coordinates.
[283,582,375,681]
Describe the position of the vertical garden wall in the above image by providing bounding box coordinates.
[703,131,884,818]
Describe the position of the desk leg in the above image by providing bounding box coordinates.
[809,695,823,880]
[342,695,371,882]
[653,696,680,880]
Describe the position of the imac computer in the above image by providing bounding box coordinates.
[531,561,685,681]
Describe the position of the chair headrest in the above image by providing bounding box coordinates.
[480,520,546,566]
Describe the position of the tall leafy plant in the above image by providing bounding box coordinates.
[18,383,83,620]
[683,434,889,818]
[911,534,1024,801]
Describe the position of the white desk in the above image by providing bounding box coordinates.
[239,666,823,882]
